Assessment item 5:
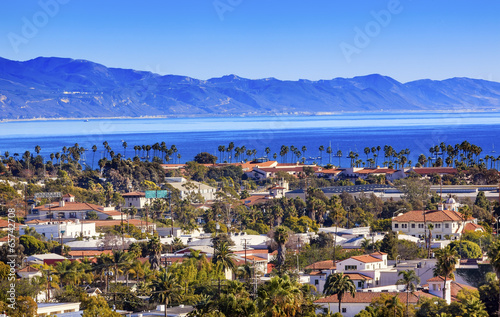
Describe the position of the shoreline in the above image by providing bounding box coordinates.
[0,109,495,123]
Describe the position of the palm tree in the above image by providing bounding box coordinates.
[148,235,162,271]
[257,275,304,317]
[151,271,183,317]
[265,147,271,159]
[122,141,127,156]
[319,145,324,165]
[273,226,289,275]
[385,295,404,317]
[427,223,434,258]
[396,270,420,317]
[213,241,236,295]
[434,246,458,302]
[91,145,97,169]
[323,272,356,314]
[109,250,132,286]
[336,150,342,167]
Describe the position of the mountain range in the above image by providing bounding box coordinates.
[1,56,500,120]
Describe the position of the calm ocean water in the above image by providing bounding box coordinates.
[0,111,499,167]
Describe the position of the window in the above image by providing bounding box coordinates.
[436,235,442,239]
[345,265,357,270]
[402,224,408,229]
[418,224,424,228]
[445,224,450,228]
[411,224,415,228]
[435,224,441,229]
[314,279,319,285]
[394,224,399,228]
[342,308,347,313]
[358,281,363,288]
[69,212,77,218]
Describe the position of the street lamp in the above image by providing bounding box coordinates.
[393,208,406,218]
[395,255,400,267]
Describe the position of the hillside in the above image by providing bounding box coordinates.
[1,56,500,120]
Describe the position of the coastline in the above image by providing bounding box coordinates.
[0,108,495,123]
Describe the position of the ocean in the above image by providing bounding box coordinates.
[1,111,499,167]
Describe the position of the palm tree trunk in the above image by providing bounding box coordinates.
[338,299,341,314]
[165,297,168,317]
[406,290,409,317]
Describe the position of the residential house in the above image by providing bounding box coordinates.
[17,266,43,280]
[122,191,147,209]
[20,219,96,240]
[315,291,437,317]
[28,195,123,221]
[391,201,483,240]
[305,260,336,293]
[335,252,389,289]
[165,177,217,201]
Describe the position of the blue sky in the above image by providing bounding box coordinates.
[1,0,499,83]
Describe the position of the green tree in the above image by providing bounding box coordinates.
[433,246,459,301]
[81,295,121,317]
[380,231,398,260]
[448,240,482,259]
[212,241,236,295]
[194,152,217,164]
[396,270,420,317]
[273,226,290,275]
[323,272,356,314]
[151,271,183,317]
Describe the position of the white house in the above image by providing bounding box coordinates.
[28,195,123,221]
[17,266,43,280]
[122,191,147,209]
[392,199,483,240]
[305,260,336,293]
[335,252,389,289]
[315,291,437,317]
[37,302,81,317]
[20,220,96,239]
[166,178,217,201]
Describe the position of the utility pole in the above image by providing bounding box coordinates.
[242,238,250,264]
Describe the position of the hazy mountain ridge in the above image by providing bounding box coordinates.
[1,56,500,120]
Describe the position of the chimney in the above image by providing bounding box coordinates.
[59,200,65,207]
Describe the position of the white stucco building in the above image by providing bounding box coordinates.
[391,198,483,240]
[20,219,96,239]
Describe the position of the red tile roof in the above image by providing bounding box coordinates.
[35,202,104,212]
[305,260,336,270]
[0,219,21,228]
[410,167,458,175]
[68,250,113,257]
[18,266,39,273]
[463,223,484,233]
[356,168,396,175]
[450,282,477,301]
[122,191,146,197]
[315,291,436,304]
[241,195,268,206]
[427,276,451,283]
[345,273,373,280]
[317,169,342,174]
[349,255,383,263]
[393,209,469,223]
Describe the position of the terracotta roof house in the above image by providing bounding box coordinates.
[392,207,483,240]
[29,200,124,221]
[315,291,437,317]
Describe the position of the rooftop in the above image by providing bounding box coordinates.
[393,209,471,223]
